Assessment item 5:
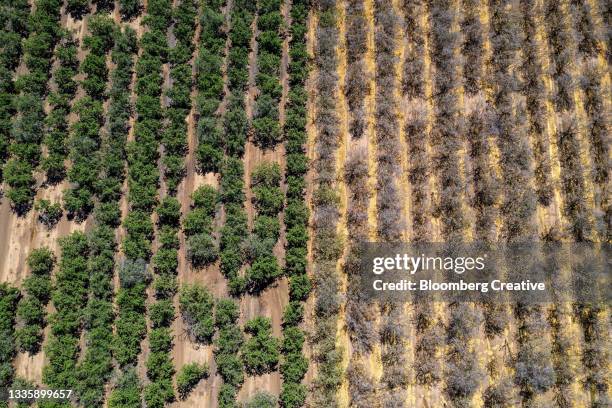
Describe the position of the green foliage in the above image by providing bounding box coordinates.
[179,284,214,343]
[245,256,282,294]
[149,299,175,328]
[22,275,52,303]
[187,233,218,268]
[251,161,281,186]
[27,247,55,275]
[35,199,62,227]
[191,185,218,215]
[183,208,213,236]
[42,232,89,393]
[114,285,147,366]
[177,362,209,400]
[108,369,141,408]
[153,275,178,299]
[283,302,304,327]
[242,317,279,375]
[143,379,174,408]
[152,247,178,276]
[245,391,277,408]
[0,284,20,389]
[3,159,35,214]
[214,299,243,388]
[215,299,240,328]
[252,0,283,148]
[218,384,238,408]
[280,382,307,408]
[289,274,311,301]
[156,196,181,226]
[184,185,217,268]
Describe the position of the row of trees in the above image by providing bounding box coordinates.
[97,26,138,229]
[75,225,115,407]
[106,27,144,402]
[194,0,227,173]
[0,283,20,403]
[519,3,583,406]
[133,4,172,405]
[141,1,199,398]
[212,0,252,401]
[15,248,54,354]
[214,298,244,407]
[463,0,499,241]
[64,14,116,221]
[41,33,78,184]
[218,0,254,300]
[145,197,182,407]
[491,2,554,406]
[344,0,368,140]
[402,0,430,241]
[280,0,311,404]
[520,0,554,207]
[344,147,376,406]
[545,0,591,242]
[252,0,283,147]
[185,186,218,268]
[310,0,343,405]
[115,3,170,407]
[244,162,283,293]
[570,0,609,240]
[42,232,90,396]
[545,0,609,404]
[373,1,407,405]
[4,0,62,214]
[0,0,30,187]
[77,25,138,408]
[162,0,197,193]
[405,0,442,395]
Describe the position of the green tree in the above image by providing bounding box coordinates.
[179,284,214,343]
[27,248,55,275]
[176,362,209,400]
[246,256,281,293]
[242,317,279,375]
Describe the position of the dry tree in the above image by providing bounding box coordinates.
[520,0,554,206]
[373,0,408,404]
[429,0,465,242]
[490,2,557,406]
[310,1,344,405]
[345,0,369,139]
[402,0,426,98]
[464,95,499,240]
